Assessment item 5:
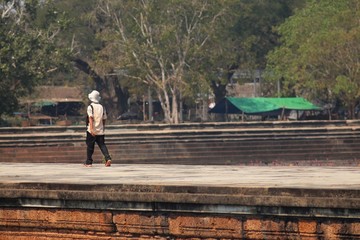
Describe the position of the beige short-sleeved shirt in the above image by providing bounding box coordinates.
[87,103,107,135]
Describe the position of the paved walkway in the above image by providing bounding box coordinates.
[1,163,359,189]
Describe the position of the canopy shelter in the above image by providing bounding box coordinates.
[20,86,84,126]
[209,97,321,117]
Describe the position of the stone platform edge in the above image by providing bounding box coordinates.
[0,182,359,219]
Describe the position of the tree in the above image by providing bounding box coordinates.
[0,0,72,118]
[92,0,230,124]
[265,0,360,118]
[49,0,132,118]
[232,0,304,70]
[206,0,304,107]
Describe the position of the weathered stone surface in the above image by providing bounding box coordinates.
[298,220,317,235]
[320,220,360,239]
[114,212,169,235]
[168,215,243,238]
[0,208,114,233]
[1,207,360,239]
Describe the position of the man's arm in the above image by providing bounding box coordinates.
[102,106,107,128]
[89,117,96,136]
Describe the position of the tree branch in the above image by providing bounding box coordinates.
[72,58,105,91]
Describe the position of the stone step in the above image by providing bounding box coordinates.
[3,151,358,165]
[1,140,359,164]
[1,128,359,147]
[1,120,357,134]
[1,136,359,153]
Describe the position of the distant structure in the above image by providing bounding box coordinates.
[20,86,84,126]
[227,69,263,97]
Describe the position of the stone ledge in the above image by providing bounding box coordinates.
[0,183,359,218]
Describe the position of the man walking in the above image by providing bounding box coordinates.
[84,90,112,167]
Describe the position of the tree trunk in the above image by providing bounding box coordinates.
[211,80,227,122]
[73,58,105,91]
[171,94,179,124]
[349,101,356,119]
[72,58,129,120]
[157,88,181,124]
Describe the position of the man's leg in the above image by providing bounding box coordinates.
[96,135,112,165]
[85,131,96,165]
[96,135,111,160]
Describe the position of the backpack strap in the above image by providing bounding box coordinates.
[86,104,94,127]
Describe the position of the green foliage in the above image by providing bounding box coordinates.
[0,0,72,117]
[265,0,360,116]
[231,0,304,70]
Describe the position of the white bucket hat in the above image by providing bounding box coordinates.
[88,90,101,103]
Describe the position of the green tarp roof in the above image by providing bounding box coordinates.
[33,101,57,107]
[209,97,321,115]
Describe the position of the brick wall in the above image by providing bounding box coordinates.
[1,208,359,239]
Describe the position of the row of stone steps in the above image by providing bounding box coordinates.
[1,121,360,165]
[1,126,359,145]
